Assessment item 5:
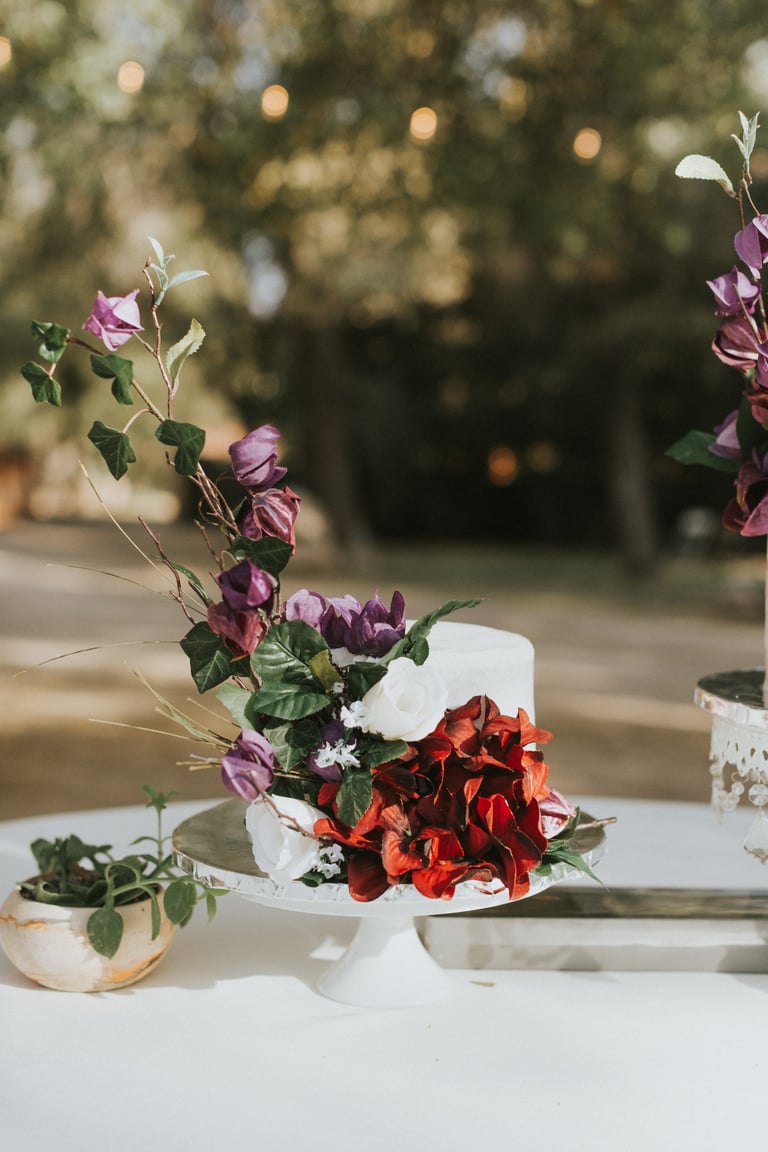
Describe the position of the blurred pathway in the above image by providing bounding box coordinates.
[1,521,762,818]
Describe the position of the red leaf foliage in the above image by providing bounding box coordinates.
[314,695,559,902]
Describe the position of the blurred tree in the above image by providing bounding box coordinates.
[1,0,766,566]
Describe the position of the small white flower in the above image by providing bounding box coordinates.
[314,842,345,879]
[313,740,360,770]
[339,700,370,729]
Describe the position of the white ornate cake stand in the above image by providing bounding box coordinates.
[173,799,606,1008]
[696,668,768,862]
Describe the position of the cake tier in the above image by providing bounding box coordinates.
[421,621,535,720]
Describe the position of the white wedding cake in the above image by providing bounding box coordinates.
[422,621,535,720]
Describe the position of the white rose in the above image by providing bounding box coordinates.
[360,657,448,743]
[245,795,325,883]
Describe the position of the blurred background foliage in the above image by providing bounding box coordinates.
[2,0,768,571]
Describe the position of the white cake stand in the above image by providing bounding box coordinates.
[173,799,606,1008]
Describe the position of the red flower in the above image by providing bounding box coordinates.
[315,695,562,902]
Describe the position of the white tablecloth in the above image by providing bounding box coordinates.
[1,796,767,1151]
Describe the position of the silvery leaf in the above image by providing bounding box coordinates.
[674,154,734,193]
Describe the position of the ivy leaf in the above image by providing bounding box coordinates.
[165,318,205,387]
[87,421,137,480]
[87,903,124,958]
[163,879,197,926]
[31,320,70,363]
[164,560,211,604]
[335,769,373,827]
[180,620,237,693]
[666,430,740,473]
[229,535,293,577]
[264,718,323,770]
[385,599,482,664]
[270,775,321,805]
[250,621,332,719]
[155,419,206,476]
[90,352,135,405]
[21,362,61,406]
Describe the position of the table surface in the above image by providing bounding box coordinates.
[1,795,767,1152]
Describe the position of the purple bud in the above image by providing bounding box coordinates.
[734,215,768,278]
[217,559,276,613]
[284,589,327,630]
[221,729,275,801]
[82,289,143,351]
[240,487,301,549]
[229,425,287,491]
[709,410,742,460]
[706,267,761,316]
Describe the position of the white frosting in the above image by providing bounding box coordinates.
[419,621,535,720]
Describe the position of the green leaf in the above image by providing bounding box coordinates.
[249,621,332,719]
[31,320,70,363]
[87,421,137,480]
[22,361,61,406]
[385,599,482,664]
[155,419,206,476]
[165,560,211,604]
[149,890,161,940]
[166,270,209,291]
[216,682,256,728]
[271,775,321,805]
[666,430,740,473]
[163,879,196,926]
[539,845,606,888]
[308,649,343,691]
[674,154,734,194]
[335,769,373,827]
[363,737,408,769]
[229,535,293,577]
[346,661,388,698]
[87,903,124,958]
[90,353,134,405]
[265,718,322,770]
[180,620,237,693]
[165,318,205,387]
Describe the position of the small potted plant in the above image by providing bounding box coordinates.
[0,786,219,992]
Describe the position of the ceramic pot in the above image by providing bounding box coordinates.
[0,887,176,991]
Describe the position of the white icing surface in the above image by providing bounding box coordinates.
[420,620,535,720]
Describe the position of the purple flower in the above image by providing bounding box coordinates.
[284,589,328,630]
[734,215,768,278]
[82,289,143,351]
[229,425,287,491]
[724,453,768,537]
[217,559,276,613]
[346,591,406,657]
[706,267,761,316]
[221,729,275,801]
[240,486,301,549]
[319,595,364,648]
[709,410,743,461]
[712,315,760,371]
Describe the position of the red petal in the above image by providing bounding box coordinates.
[348,851,390,901]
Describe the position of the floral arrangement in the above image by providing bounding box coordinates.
[670,112,768,535]
[20,241,595,903]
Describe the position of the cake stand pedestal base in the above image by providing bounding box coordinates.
[316,914,452,1007]
[696,668,768,861]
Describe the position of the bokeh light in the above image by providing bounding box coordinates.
[410,106,438,142]
[487,445,519,486]
[0,37,11,68]
[573,127,602,160]
[262,84,290,120]
[117,61,145,94]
